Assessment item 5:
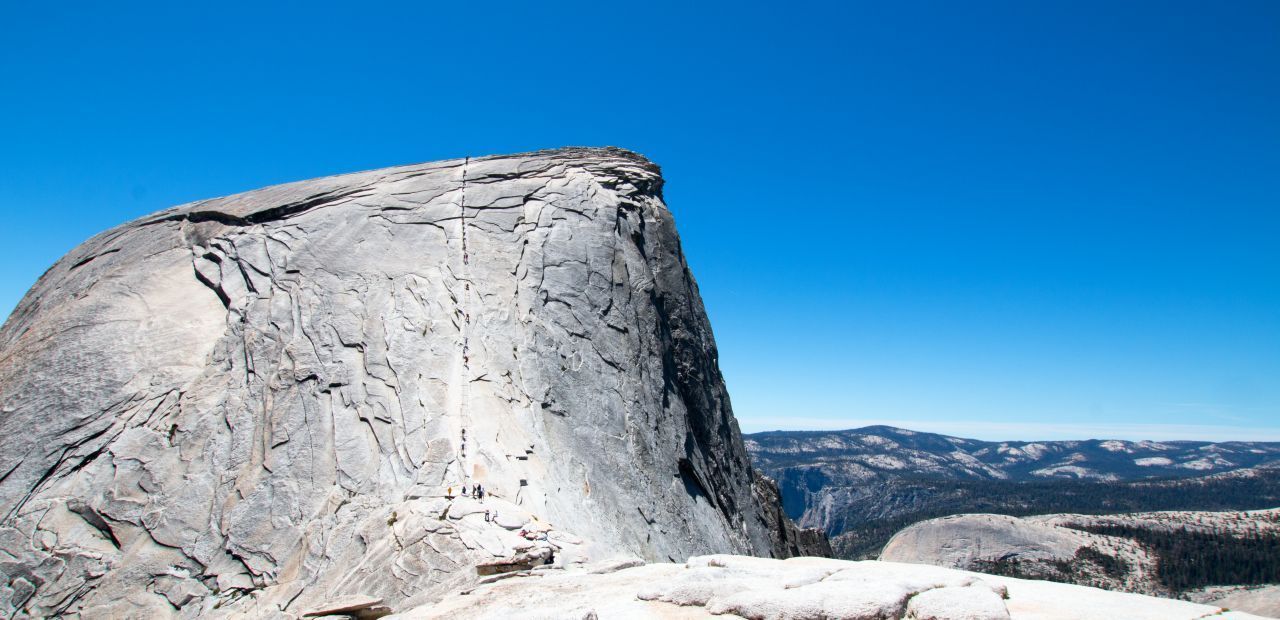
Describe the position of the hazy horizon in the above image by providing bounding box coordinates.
[736,417,1280,443]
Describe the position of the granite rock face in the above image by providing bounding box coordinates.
[388,554,1268,620]
[753,470,834,559]
[881,514,1106,572]
[882,508,1280,611]
[880,513,1163,595]
[0,147,824,618]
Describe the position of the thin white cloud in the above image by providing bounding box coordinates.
[736,416,1280,443]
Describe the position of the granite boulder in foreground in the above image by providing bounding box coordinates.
[391,554,1268,619]
[0,147,823,618]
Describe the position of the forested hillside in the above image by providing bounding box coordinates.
[879,507,1280,614]
[1063,517,1280,592]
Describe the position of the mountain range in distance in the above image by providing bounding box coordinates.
[746,425,1280,559]
[747,425,1280,481]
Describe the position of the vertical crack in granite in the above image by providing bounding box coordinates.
[0,147,826,618]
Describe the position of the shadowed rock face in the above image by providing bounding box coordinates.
[0,147,824,618]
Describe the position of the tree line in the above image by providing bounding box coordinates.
[1063,522,1280,592]
[829,469,1280,559]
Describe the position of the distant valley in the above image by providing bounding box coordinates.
[746,426,1280,558]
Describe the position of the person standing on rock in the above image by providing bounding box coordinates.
[447,486,453,498]
[484,510,490,522]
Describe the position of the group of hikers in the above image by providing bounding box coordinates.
[441,479,554,564]
[443,482,502,523]
[445,483,485,500]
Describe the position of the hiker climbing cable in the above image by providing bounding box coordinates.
[454,157,476,488]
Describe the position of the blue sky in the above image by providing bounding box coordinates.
[1,1,1277,441]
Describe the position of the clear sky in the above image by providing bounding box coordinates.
[2,1,1277,442]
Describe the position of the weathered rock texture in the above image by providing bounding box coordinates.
[387,554,1269,620]
[1188,585,1280,619]
[881,513,1161,594]
[0,147,825,618]
[881,508,1280,610]
[753,470,834,559]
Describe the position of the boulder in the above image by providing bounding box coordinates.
[303,595,392,619]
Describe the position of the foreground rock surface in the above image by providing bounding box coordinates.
[0,147,824,618]
[390,554,1266,619]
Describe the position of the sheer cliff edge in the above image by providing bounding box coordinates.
[0,147,826,618]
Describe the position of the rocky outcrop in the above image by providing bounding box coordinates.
[384,554,1269,619]
[881,508,1280,616]
[1188,586,1280,619]
[881,514,1161,594]
[0,147,823,618]
[752,469,832,558]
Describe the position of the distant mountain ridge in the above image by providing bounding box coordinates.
[746,425,1280,559]
[747,425,1280,483]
